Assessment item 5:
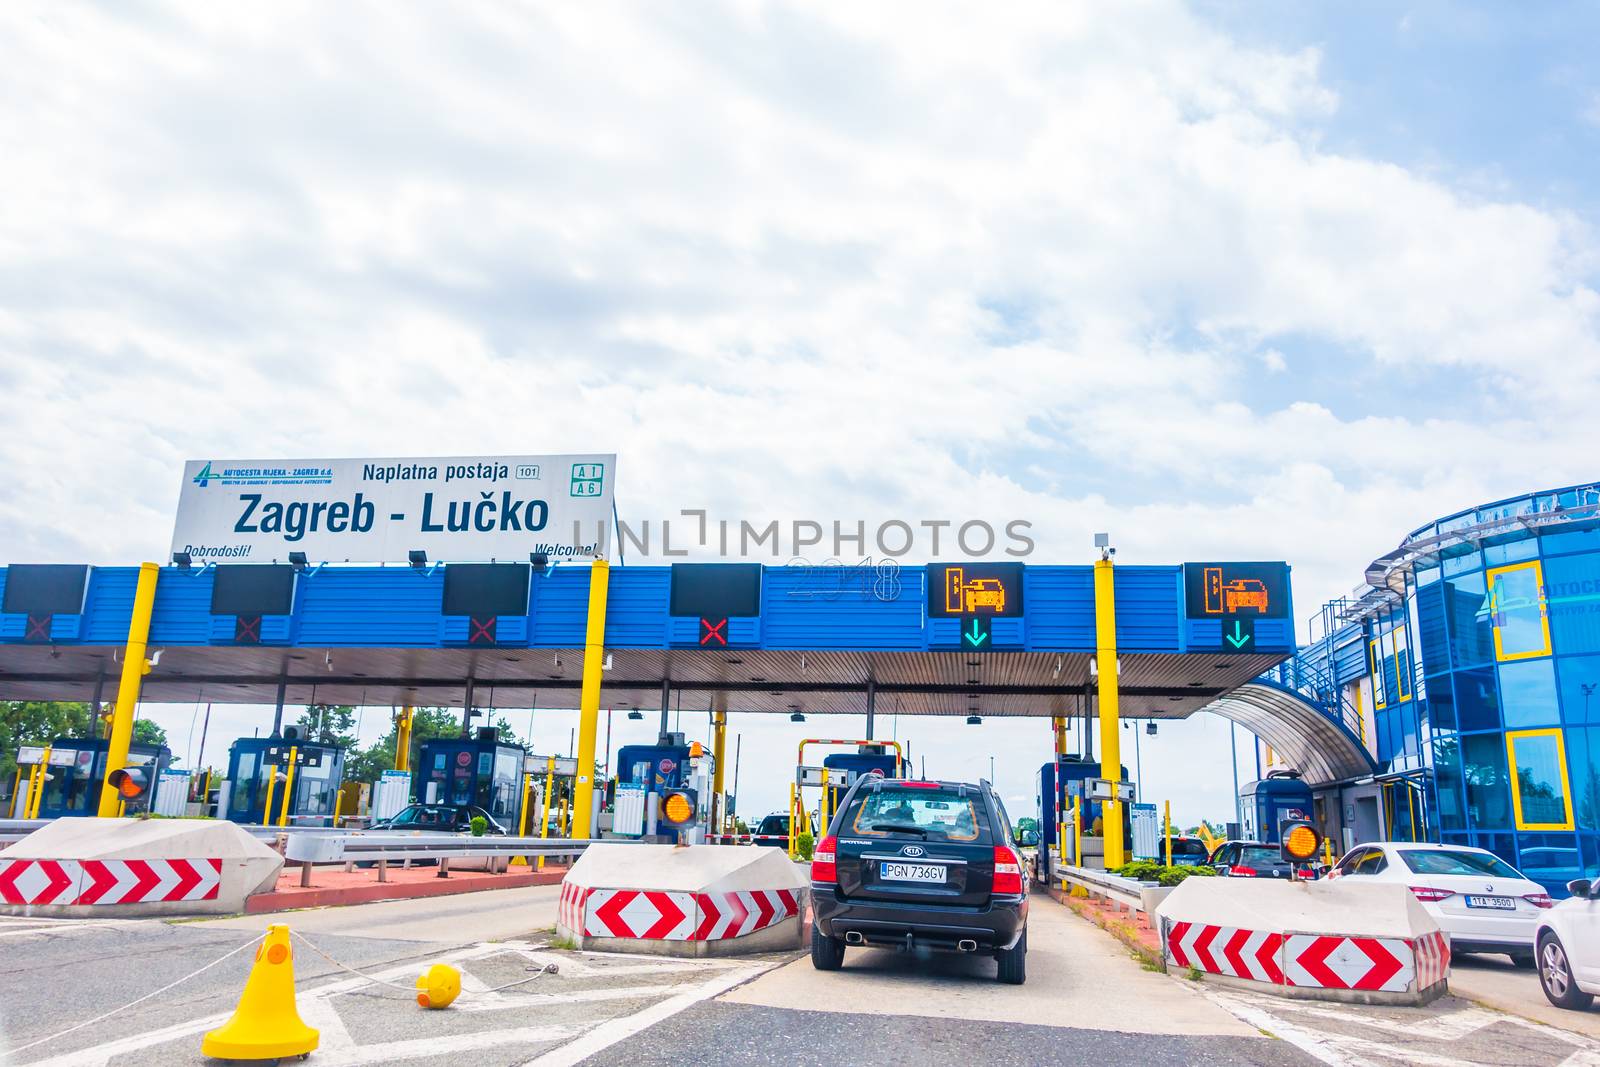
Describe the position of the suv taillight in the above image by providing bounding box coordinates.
[993,845,1024,894]
[1525,892,1554,909]
[1408,886,1453,902]
[1229,865,1257,877]
[812,835,838,883]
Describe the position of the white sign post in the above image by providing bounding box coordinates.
[171,454,615,564]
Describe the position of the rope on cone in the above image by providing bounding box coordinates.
[10,933,264,1055]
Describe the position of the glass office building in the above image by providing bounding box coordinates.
[1294,482,1600,892]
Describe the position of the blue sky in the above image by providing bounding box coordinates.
[2,2,1598,825]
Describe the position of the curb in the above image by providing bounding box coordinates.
[245,869,567,913]
[1051,886,1166,971]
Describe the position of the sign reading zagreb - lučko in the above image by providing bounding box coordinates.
[171,454,614,564]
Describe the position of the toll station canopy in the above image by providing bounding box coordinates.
[0,560,1310,724]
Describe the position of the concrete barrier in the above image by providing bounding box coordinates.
[0,818,283,917]
[557,843,807,957]
[1154,878,1449,1005]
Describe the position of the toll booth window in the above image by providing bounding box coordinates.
[433,753,447,772]
[848,788,986,842]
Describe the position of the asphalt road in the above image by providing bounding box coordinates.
[3,887,1600,1066]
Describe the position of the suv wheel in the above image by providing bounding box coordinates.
[997,927,1027,985]
[811,924,846,971]
[1539,932,1593,1010]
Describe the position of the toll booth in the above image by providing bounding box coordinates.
[20,738,170,818]
[1038,755,1130,855]
[1239,770,1314,844]
[821,746,898,814]
[414,729,525,829]
[222,731,346,825]
[611,734,713,842]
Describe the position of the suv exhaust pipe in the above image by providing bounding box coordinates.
[844,931,865,945]
[956,939,978,953]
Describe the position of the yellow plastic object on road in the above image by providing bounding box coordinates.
[201,925,319,1061]
[416,963,461,1009]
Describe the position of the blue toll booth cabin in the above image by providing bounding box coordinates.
[616,741,693,793]
[821,746,901,813]
[1037,755,1129,849]
[414,729,526,830]
[223,729,346,825]
[34,737,170,817]
[1239,770,1315,845]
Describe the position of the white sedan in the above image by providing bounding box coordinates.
[1329,842,1553,966]
[1536,876,1600,1010]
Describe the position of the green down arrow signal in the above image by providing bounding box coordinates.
[1225,620,1252,649]
[964,618,990,647]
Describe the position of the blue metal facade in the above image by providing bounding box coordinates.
[0,563,1299,656]
[1289,483,1600,893]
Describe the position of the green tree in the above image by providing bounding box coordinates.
[1015,816,1039,834]
[132,718,168,750]
[0,702,93,790]
[293,704,358,747]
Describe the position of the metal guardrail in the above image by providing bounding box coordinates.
[1053,862,1152,911]
[0,819,363,846]
[283,831,617,885]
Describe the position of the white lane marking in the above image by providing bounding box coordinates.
[296,995,357,1051]
[305,1025,574,1066]
[0,921,130,939]
[1266,1002,1512,1042]
[1202,992,1381,1067]
[21,941,510,1067]
[516,964,770,1067]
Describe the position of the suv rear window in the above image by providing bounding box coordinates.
[1238,846,1281,867]
[847,786,988,842]
[757,815,789,835]
[1398,848,1521,878]
[1171,839,1210,857]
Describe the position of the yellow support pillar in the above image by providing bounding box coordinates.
[394,706,414,772]
[711,710,728,834]
[1093,556,1125,869]
[788,782,799,859]
[570,560,610,839]
[278,746,298,827]
[98,562,160,818]
[1164,800,1172,867]
[512,774,533,865]
[537,756,555,871]
[1073,796,1082,869]
[260,764,279,825]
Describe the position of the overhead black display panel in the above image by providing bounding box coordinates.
[925,562,1025,617]
[1182,562,1290,619]
[211,565,297,616]
[2,564,90,616]
[670,564,762,618]
[443,563,530,618]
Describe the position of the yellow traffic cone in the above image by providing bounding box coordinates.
[201,924,319,1061]
[415,963,461,1009]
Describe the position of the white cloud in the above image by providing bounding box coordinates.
[4,1,1600,824]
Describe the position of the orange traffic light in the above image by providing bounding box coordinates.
[108,767,149,800]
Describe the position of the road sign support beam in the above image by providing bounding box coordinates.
[571,560,611,839]
[711,708,728,832]
[1094,556,1125,869]
[97,562,159,818]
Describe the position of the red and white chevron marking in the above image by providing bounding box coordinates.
[1167,921,1284,984]
[1165,921,1440,994]
[0,858,222,906]
[1413,929,1452,990]
[558,879,590,935]
[566,884,799,941]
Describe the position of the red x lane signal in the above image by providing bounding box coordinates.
[469,616,498,645]
[234,615,261,644]
[24,614,50,642]
[700,617,728,646]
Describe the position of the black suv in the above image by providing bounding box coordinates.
[810,777,1029,984]
[1208,840,1296,879]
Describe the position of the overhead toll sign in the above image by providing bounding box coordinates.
[669,563,762,618]
[926,563,1024,618]
[1182,561,1290,653]
[170,454,615,564]
[210,564,296,616]
[1184,562,1289,619]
